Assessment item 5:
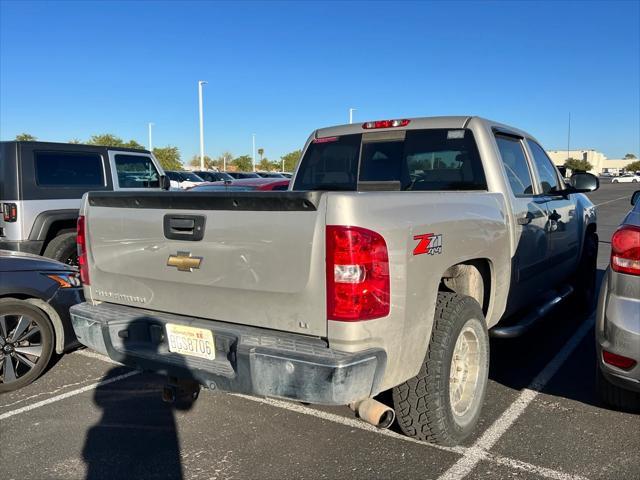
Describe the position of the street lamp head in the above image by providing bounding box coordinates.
[199,80,208,85]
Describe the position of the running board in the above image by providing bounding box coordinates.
[490,285,574,338]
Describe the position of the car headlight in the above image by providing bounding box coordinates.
[45,272,82,288]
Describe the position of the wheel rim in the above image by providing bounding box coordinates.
[449,324,481,417]
[0,314,44,385]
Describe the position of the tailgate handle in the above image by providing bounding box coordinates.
[163,214,206,241]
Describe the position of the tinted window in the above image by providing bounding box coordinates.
[165,171,180,181]
[527,140,561,194]
[181,172,204,182]
[114,154,159,188]
[294,134,361,190]
[495,136,534,196]
[35,151,104,186]
[360,129,487,190]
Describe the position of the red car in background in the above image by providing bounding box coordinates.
[188,178,290,192]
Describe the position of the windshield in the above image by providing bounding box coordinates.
[293,129,487,191]
[181,172,204,182]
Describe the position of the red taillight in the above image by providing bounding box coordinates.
[77,215,90,285]
[362,119,410,129]
[603,350,637,370]
[326,226,390,321]
[611,225,640,276]
[2,203,17,222]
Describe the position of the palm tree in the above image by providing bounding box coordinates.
[258,148,264,162]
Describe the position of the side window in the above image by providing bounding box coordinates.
[527,140,562,194]
[495,135,534,196]
[114,154,160,188]
[35,151,104,187]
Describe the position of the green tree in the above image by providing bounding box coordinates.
[68,138,81,144]
[86,134,144,149]
[280,149,302,172]
[564,157,593,173]
[625,160,640,173]
[15,133,37,141]
[153,146,182,170]
[232,155,253,172]
[189,155,216,170]
[258,157,272,171]
[624,153,637,160]
[217,152,234,171]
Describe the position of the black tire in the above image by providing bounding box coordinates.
[596,367,640,412]
[392,292,489,446]
[612,179,618,183]
[43,232,77,267]
[572,232,598,313]
[0,299,55,392]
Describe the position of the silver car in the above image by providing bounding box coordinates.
[596,189,640,410]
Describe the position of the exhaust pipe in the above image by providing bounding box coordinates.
[350,398,395,429]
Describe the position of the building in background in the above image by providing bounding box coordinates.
[546,149,632,175]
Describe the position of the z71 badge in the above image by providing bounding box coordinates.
[413,233,443,256]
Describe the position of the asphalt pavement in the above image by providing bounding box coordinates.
[1,182,639,480]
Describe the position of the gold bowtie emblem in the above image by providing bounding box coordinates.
[167,252,202,272]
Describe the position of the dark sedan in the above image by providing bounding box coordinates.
[0,250,83,391]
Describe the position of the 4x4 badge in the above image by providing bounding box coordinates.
[167,252,203,272]
[413,233,443,256]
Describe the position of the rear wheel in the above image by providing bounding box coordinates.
[0,299,55,392]
[596,367,640,412]
[43,232,77,267]
[392,293,489,446]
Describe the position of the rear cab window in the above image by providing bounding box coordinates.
[293,129,487,191]
[114,154,160,188]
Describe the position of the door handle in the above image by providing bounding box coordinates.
[163,214,206,241]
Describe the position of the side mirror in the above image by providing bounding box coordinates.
[569,172,599,193]
[631,190,640,206]
[160,175,171,191]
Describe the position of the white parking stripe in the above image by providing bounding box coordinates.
[0,370,140,421]
[595,195,630,207]
[438,316,594,480]
[75,348,123,365]
[233,394,589,480]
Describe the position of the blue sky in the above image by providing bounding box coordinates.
[1,1,638,163]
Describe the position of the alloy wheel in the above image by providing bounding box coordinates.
[0,314,44,385]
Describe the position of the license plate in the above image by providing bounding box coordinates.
[166,323,215,360]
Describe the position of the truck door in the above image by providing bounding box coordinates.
[526,139,581,284]
[494,134,551,313]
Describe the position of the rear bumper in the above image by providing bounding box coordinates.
[596,272,640,393]
[0,239,43,255]
[70,302,386,405]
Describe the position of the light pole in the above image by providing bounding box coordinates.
[349,108,356,124]
[148,122,154,151]
[198,80,208,170]
[252,133,256,172]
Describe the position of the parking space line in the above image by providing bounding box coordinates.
[0,370,140,421]
[437,316,595,480]
[75,348,124,365]
[594,195,630,207]
[232,394,589,480]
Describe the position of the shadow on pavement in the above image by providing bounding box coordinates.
[487,269,607,409]
[82,335,197,479]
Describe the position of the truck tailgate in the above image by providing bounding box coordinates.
[84,191,327,336]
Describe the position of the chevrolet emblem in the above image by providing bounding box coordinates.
[167,252,203,272]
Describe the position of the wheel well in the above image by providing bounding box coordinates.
[439,259,491,316]
[0,296,65,354]
[586,222,597,235]
[42,219,77,253]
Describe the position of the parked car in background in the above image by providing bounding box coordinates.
[71,116,599,446]
[0,250,83,391]
[612,173,640,183]
[165,171,206,189]
[193,171,234,183]
[0,141,167,265]
[256,172,286,178]
[281,172,293,178]
[189,178,290,191]
[596,189,640,411]
[225,171,261,179]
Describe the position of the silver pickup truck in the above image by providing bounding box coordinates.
[70,116,599,445]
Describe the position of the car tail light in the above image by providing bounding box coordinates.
[2,203,17,222]
[603,350,637,370]
[77,215,90,285]
[362,119,410,129]
[610,225,640,276]
[326,226,390,321]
